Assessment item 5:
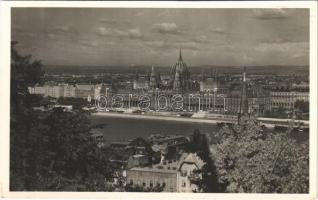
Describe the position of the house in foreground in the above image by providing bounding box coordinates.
[125,152,204,192]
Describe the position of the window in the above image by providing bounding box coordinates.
[182,181,186,187]
[181,170,187,177]
[150,182,153,187]
[142,182,146,187]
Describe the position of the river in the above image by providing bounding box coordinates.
[91,115,221,145]
[90,114,309,145]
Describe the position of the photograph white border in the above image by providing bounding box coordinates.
[0,1,317,200]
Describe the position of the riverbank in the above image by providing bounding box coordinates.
[92,112,310,129]
[92,112,235,124]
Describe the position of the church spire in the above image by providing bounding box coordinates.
[178,48,183,61]
[134,68,139,80]
[243,67,246,82]
[150,65,157,89]
[151,65,155,77]
[239,67,249,121]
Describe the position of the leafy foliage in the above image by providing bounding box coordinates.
[295,100,309,113]
[57,97,89,110]
[185,129,223,192]
[212,116,309,193]
[10,42,118,191]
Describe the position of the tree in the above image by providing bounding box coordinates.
[10,43,117,191]
[10,41,45,190]
[294,100,309,113]
[212,116,309,193]
[184,129,223,192]
[57,97,88,110]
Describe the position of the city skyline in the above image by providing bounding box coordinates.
[12,8,309,67]
[7,4,313,194]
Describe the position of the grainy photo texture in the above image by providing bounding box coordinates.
[10,8,309,193]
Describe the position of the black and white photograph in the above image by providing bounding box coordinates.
[1,2,317,198]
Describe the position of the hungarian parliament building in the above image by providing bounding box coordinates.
[28,49,309,116]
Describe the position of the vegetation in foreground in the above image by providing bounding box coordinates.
[211,116,309,193]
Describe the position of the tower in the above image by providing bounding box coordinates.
[239,67,249,120]
[133,69,139,90]
[157,72,162,87]
[149,65,157,89]
[134,69,139,80]
[199,69,205,92]
[178,48,183,61]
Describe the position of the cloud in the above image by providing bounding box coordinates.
[47,33,57,39]
[144,40,165,48]
[46,31,70,40]
[217,44,235,51]
[152,23,181,34]
[254,42,308,53]
[97,27,143,39]
[12,24,22,31]
[177,41,199,50]
[260,38,292,44]
[99,18,130,25]
[291,51,307,59]
[193,35,208,43]
[51,25,78,37]
[253,9,289,20]
[134,12,145,17]
[79,39,99,47]
[26,33,36,37]
[53,25,72,33]
[14,31,37,38]
[209,27,225,34]
[127,28,143,39]
[97,27,113,36]
[144,39,199,51]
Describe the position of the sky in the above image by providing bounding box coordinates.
[11,8,309,67]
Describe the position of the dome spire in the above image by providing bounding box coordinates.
[151,65,155,76]
[178,48,183,61]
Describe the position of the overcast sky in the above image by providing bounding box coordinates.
[11,8,309,67]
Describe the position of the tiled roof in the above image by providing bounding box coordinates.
[128,152,205,174]
[180,153,205,169]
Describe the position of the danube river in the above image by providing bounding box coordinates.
[91,114,221,145]
[90,113,308,145]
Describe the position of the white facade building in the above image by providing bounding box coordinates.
[270,91,309,110]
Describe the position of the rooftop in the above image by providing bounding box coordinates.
[148,134,187,142]
[128,153,204,173]
[129,159,179,174]
[111,141,131,146]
